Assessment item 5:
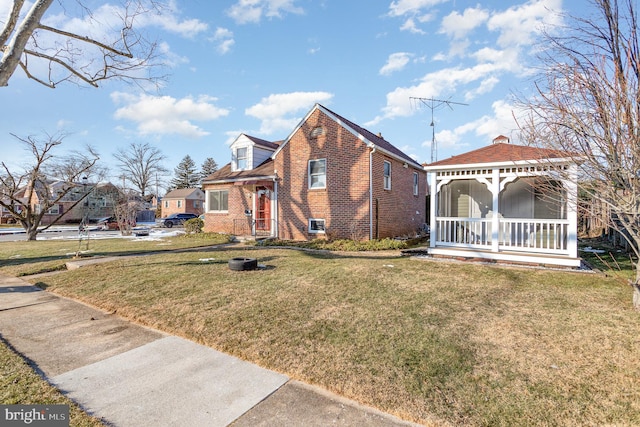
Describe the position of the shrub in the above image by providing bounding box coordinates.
[255,237,415,251]
[184,217,204,234]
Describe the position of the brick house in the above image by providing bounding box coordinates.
[201,104,427,240]
[161,188,205,218]
[9,180,122,225]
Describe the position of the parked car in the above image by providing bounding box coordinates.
[96,216,136,230]
[157,213,198,228]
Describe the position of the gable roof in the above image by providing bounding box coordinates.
[272,104,423,169]
[244,134,281,150]
[164,188,204,199]
[424,143,573,169]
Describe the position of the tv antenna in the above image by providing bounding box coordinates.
[410,97,468,163]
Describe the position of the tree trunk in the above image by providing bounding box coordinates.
[26,228,38,241]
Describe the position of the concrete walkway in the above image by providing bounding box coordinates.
[0,270,422,426]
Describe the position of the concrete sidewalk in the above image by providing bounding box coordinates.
[0,273,422,426]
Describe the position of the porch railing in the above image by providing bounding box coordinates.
[434,217,569,254]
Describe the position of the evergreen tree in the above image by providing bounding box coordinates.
[169,155,199,189]
[200,157,218,182]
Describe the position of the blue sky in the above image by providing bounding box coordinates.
[0,0,576,193]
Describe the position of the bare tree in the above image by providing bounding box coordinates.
[0,0,163,88]
[517,0,640,308]
[113,141,167,197]
[0,133,100,240]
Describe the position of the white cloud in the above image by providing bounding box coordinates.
[45,1,208,39]
[488,0,563,48]
[388,0,444,33]
[140,2,209,38]
[227,0,304,24]
[380,52,413,76]
[424,99,520,154]
[388,0,448,17]
[370,63,510,125]
[111,92,229,138]
[245,91,333,134]
[400,17,426,34]
[213,27,235,54]
[439,6,489,40]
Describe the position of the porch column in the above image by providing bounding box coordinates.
[491,168,500,252]
[429,171,437,248]
[566,164,578,258]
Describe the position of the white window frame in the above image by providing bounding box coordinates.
[164,200,169,208]
[308,218,326,234]
[308,159,327,189]
[177,200,182,208]
[413,172,419,196]
[236,147,248,170]
[207,190,229,213]
[383,160,392,190]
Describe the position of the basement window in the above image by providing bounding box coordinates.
[309,218,325,234]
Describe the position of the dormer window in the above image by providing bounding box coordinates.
[236,147,248,170]
[310,126,325,138]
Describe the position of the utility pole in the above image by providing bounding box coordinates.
[410,97,468,163]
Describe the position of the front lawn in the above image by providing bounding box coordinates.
[23,246,640,427]
[0,340,104,426]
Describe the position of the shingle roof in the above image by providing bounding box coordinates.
[164,188,203,199]
[244,135,281,150]
[319,104,422,168]
[202,158,276,183]
[424,143,571,168]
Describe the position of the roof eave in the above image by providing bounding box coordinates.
[202,175,277,185]
[424,156,576,171]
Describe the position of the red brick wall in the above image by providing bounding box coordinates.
[370,151,426,238]
[274,108,426,240]
[201,184,274,235]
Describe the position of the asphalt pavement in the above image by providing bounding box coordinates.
[0,262,424,427]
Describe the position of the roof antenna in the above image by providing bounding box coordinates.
[410,97,468,163]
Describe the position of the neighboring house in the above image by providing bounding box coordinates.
[201,104,427,240]
[424,135,580,267]
[161,188,205,218]
[12,180,122,225]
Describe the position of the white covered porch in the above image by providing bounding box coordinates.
[425,141,580,267]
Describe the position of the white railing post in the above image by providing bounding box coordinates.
[491,168,500,252]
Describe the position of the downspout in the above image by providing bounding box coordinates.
[273,176,278,239]
[369,145,376,240]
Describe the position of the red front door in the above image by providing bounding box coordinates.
[256,191,270,231]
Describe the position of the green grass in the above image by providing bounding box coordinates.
[0,233,232,276]
[579,237,638,283]
[0,339,104,426]
[15,245,640,427]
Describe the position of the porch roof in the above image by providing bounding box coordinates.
[201,158,276,185]
[424,143,573,170]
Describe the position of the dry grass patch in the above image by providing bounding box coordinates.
[0,233,232,276]
[30,248,640,426]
